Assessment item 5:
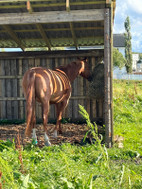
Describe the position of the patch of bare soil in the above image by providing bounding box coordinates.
[0,123,89,147]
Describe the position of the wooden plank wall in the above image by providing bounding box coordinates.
[0,50,104,123]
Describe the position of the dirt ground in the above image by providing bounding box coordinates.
[0,123,90,147]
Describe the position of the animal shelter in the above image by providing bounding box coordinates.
[0,0,116,147]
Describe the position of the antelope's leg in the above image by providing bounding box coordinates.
[32,128,37,145]
[53,99,68,137]
[31,107,38,144]
[43,101,51,146]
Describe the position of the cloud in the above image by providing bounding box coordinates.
[127,0,142,14]
[114,0,142,52]
[132,39,142,52]
[131,29,142,52]
[115,0,128,20]
[132,32,142,38]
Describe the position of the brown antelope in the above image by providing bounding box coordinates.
[22,58,91,146]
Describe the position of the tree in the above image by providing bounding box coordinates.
[124,16,132,73]
[113,48,126,69]
[139,53,142,59]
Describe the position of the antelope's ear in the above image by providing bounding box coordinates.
[83,57,88,62]
[77,57,88,61]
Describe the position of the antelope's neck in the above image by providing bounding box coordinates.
[56,67,80,83]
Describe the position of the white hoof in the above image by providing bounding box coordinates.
[32,129,37,145]
[44,133,51,146]
[53,130,57,138]
[32,139,38,145]
[45,141,51,146]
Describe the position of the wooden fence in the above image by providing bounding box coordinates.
[0,50,104,123]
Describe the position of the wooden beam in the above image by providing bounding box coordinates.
[0,27,104,34]
[27,1,50,51]
[0,9,104,25]
[2,25,25,51]
[36,23,51,51]
[69,23,78,50]
[0,1,106,8]
[0,96,94,101]
[0,0,55,2]
[0,2,106,9]
[113,1,116,20]
[106,0,112,8]
[0,0,105,3]
[0,49,104,59]
[104,8,113,148]
[66,0,70,12]
[0,97,25,101]
[66,0,78,49]
[106,0,111,4]
[27,0,33,13]
[0,76,22,79]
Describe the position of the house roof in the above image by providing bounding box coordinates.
[0,0,116,51]
[113,34,125,48]
[137,59,142,64]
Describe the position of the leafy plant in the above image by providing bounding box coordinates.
[113,48,126,68]
[0,139,14,152]
[79,104,109,167]
[79,104,102,145]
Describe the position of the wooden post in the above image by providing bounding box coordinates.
[110,4,114,148]
[104,8,113,147]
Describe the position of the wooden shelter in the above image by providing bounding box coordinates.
[0,0,116,147]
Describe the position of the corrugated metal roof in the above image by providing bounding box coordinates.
[113,34,125,47]
[0,0,116,51]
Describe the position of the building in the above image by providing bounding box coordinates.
[137,59,142,72]
[113,33,125,57]
[132,53,139,71]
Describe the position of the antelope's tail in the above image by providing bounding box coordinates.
[23,70,36,137]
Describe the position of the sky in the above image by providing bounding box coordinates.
[114,0,142,53]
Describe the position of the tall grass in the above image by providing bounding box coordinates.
[113,80,142,153]
[0,80,142,188]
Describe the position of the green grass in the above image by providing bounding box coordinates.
[0,79,142,189]
[113,80,142,153]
